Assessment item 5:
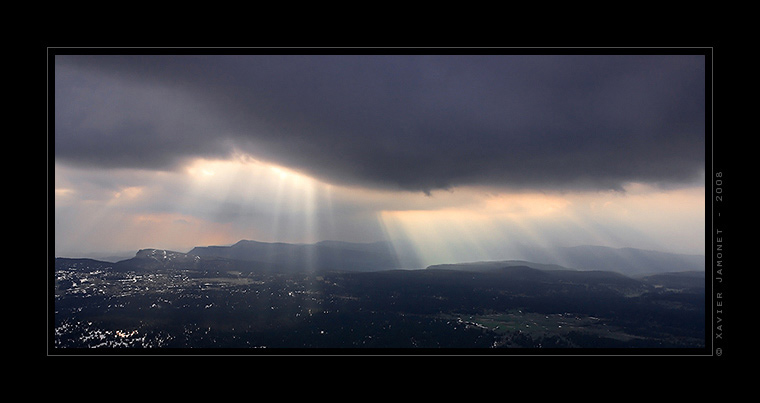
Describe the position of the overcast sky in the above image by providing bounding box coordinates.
[53,52,707,263]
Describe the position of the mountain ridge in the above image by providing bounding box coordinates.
[542,244,705,276]
[56,240,705,277]
[188,239,406,273]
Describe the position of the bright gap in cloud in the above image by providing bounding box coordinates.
[55,154,336,256]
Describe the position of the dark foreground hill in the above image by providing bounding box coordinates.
[426,260,705,292]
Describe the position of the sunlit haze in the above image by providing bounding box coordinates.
[55,153,705,263]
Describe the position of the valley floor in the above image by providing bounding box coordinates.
[51,263,707,352]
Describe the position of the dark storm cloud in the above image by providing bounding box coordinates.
[54,53,706,193]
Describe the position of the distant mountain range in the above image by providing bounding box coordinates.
[189,239,408,272]
[55,239,705,278]
[60,239,412,274]
[514,245,705,277]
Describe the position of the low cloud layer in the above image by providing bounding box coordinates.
[54,53,706,193]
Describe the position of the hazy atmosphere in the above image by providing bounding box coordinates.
[53,53,706,265]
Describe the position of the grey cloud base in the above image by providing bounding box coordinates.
[54,53,706,193]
